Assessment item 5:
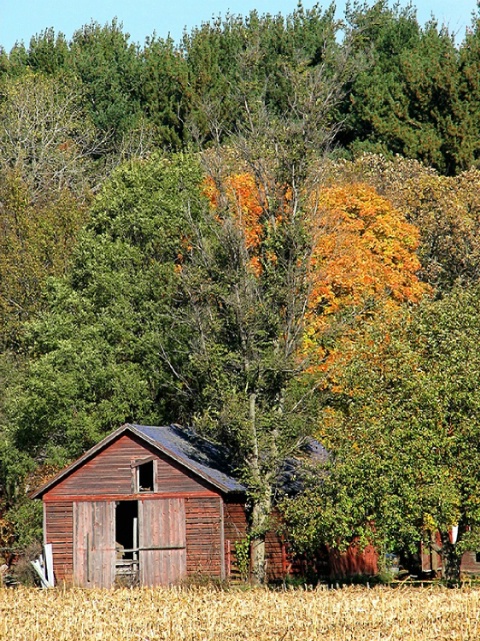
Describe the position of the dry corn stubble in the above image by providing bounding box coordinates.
[1,585,480,640]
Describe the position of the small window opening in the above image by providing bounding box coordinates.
[137,460,154,492]
[475,551,480,564]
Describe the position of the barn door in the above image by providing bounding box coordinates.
[74,501,115,588]
[138,498,186,586]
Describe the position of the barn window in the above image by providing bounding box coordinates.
[131,455,156,492]
[476,551,480,564]
[137,460,155,492]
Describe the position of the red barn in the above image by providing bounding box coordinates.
[32,423,378,587]
[31,423,293,587]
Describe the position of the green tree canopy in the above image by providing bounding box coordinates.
[283,286,480,582]
[69,20,144,148]
[341,1,473,175]
[7,154,205,465]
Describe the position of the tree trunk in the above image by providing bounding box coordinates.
[250,491,272,584]
[440,531,462,585]
[247,391,273,584]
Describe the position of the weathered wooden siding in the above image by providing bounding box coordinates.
[74,501,116,588]
[329,541,378,578]
[422,537,480,577]
[224,501,248,541]
[45,434,215,499]
[185,496,224,577]
[223,503,288,581]
[44,501,74,583]
[265,518,287,582]
[460,551,480,574]
[155,456,213,494]
[139,498,186,586]
[223,501,248,578]
[459,550,480,576]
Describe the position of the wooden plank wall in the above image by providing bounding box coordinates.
[223,502,288,581]
[155,456,212,493]
[185,496,223,578]
[423,548,480,576]
[44,501,74,583]
[265,520,286,582]
[45,434,212,499]
[329,540,378,578]
[459,551,480,575]
[74,501,116,588]
[139,498,186,586]
[223,501,248,579]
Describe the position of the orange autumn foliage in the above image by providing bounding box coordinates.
[204,173,264,241]
[304,183,430,371]
[204,173,285,276]
[204,173,427,379]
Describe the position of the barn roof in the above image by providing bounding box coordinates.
[130,423,246,493]
[31,423,246,498]
[278,437,329,495]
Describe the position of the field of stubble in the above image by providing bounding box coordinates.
[2,585,479,640]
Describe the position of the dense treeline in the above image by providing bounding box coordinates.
[0,1,479,348]
[2,1,480,582]
[2,2,480,175]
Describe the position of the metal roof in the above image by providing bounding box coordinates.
[129,424,246,493]
[31,423,327,500]
[276,437,329,496]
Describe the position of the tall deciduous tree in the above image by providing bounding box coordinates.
[183,8,354,561]
[304,182,427,371]
[182,2,348,166]
[323,154,480,292]
[284,286,480,583]
[174,172,428,582]
[0,170,87,348]
[0,70,100,198]
[179,169,315,583]
[170,13,359,582]
[7,155,205,466]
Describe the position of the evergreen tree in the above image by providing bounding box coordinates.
[70,20,144,148]
[341,1,469,175]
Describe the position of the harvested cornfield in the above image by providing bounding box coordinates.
[1,585,480,640]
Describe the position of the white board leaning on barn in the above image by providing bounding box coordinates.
[31,543,54,588]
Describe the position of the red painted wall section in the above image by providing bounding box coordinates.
[185,496,223,577]
[44,433,215,499]
[223,502,288,581]
[328,540,378,578]
[44,501,74,584]
[460,551,480,575]
[223,500,248,579]
[265,511,288,582]
[422,540,480,577]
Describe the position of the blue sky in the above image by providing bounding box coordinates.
[1,0,477,52]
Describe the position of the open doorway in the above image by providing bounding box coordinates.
[115,500,139,584]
